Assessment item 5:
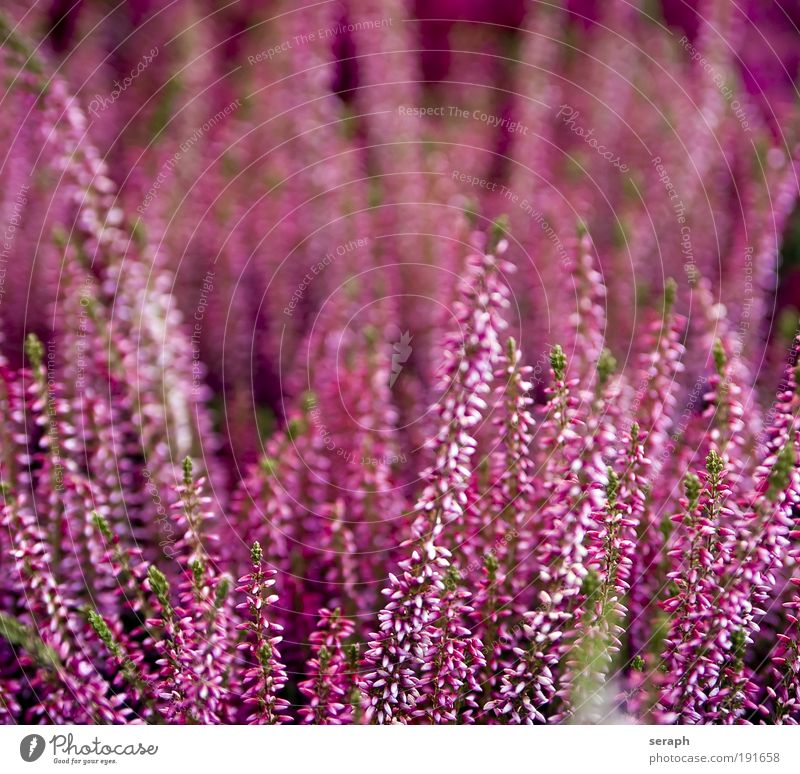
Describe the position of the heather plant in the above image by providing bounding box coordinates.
[1,1,800,726]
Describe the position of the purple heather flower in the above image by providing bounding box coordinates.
[359,542,450,724]
[657,450,736,723]
[234,542,291,724]
[298,607,356,724]
[418,567,486,723]
[1,1,800,728]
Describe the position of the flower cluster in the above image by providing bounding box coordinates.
[1,1,800,726]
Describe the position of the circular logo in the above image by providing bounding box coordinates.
[20,734,45,763]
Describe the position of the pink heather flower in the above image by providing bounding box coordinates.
[418,567,486,723]
[3,491,130,724]
[144,565,199,723]
[628,283,687,657]
[0,676,21,721]
[567,430,647,721]
[634,281,686,470]
[234,542,291,724]
[489,345,599,723]
[0,342,130,723]
[298,607,356,724]
[317,500,360,613]
[360,541,450,724]
[145,458,234,723]
[469,552,514,717]
[466,336,536,710]
[769,566,800,724]
[232,424,301,595]
[701,339,749,493]
[707,376,800,723]
[533,343,584,482]
[489,337,536,570]
[657,450,736,723]
[301,303,409,619]
[485,606,562,724]
[412,231,512,538]
[88,514,162,719]
[763,358,800,724]
[1,2,800,728]
[568,223,608,387]
[361,229,510,723]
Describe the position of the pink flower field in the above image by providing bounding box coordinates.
[1,0,800,726]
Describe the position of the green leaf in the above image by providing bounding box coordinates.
[0,612,61,670]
